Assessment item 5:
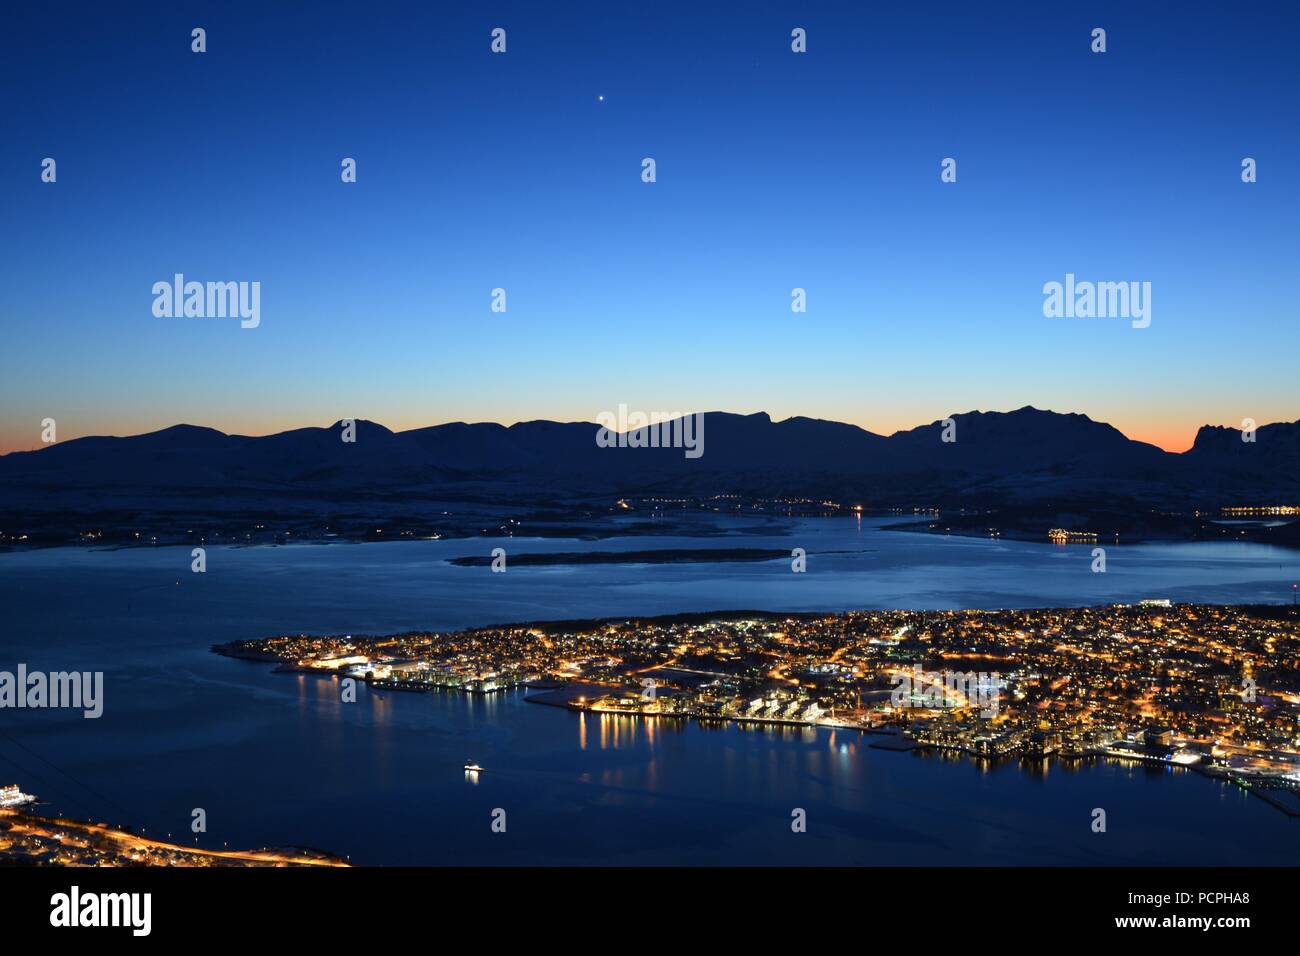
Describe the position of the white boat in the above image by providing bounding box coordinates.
[0,784,37,808]
[463,763,485,773]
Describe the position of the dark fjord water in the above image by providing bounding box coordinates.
[3,515,1299,864]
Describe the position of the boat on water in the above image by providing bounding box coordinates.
[0,784,37,808]
[463,763,485,773]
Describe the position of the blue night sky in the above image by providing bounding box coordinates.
[2,0,1297,452]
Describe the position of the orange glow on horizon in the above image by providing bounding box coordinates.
[0,409,1279,456]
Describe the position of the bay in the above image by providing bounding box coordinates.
[1,514,1297,864]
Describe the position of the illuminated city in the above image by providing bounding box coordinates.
[1,0,1296,935]
[220,602,1300,814]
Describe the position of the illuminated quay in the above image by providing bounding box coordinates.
[0,805,349,866]
[1221,506,1300,517]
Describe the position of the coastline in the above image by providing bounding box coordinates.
[4,501,1297,552]
[211,600,1300,819]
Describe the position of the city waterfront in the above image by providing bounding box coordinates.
[2,515,1299,864]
